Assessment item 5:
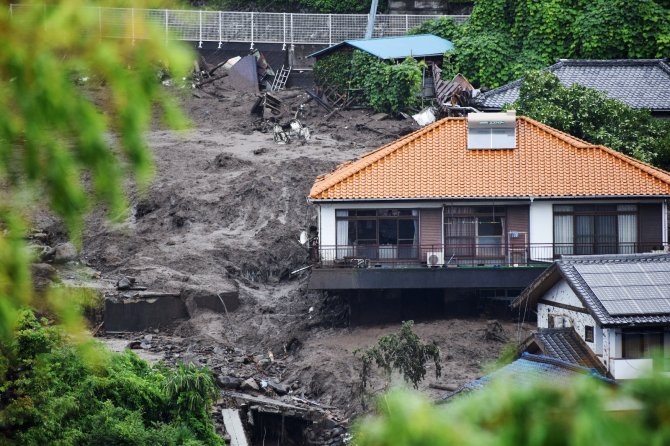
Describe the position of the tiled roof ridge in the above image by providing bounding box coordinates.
[560,253,670,264]
[476,58,670,106]
[520,352,604,376]
[559,263,611,323]
[309,117,464,198]
[558,58,669,66]
[347,33,438,43]
[524,116,670,186]
[517,116,593,148]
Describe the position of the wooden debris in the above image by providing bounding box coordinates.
[221,409,249,446]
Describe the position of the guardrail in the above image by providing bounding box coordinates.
[8,4,469,46]
[314,243,655,268]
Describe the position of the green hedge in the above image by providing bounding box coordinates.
[314,50,424,113]
[0,310,222,446]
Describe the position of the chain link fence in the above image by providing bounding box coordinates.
[9,4,468,45]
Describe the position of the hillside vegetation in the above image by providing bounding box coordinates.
[411,0,670,89]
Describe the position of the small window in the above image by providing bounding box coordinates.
[585,326,594,343]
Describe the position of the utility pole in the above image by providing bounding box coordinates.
[364,0,379,39]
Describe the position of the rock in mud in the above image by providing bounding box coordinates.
[53,242,77,263]
[217,375,243,389]
[31,263,57,291]
[241,378,260,391]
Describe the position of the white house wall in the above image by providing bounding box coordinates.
[536,280,601,355]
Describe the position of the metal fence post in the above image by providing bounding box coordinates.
[218,11,222,48]
[328,14,332,45]
[282,12,286,50]
[165,9,168,45]
[250,11,254,49]
[290,13,293,49]
[198,10,202,48]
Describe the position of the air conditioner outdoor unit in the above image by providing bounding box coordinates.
[426,251,444,267]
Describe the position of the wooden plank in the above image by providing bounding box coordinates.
[221,409,249,446]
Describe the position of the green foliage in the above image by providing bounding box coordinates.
[0,0,191,348]
[314,50,424,113]
[355,369,670,446]
[313,51,354,91]
[355,321,441,392]
[407,16,462,42]
[0,310,222,445]
[511,71,670,168]
[413,0,670,89]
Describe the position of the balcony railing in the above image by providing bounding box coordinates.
[314,242,663,268]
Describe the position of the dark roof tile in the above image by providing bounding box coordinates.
[477,59,670,111]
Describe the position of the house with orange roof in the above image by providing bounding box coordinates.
[307,111,670,309]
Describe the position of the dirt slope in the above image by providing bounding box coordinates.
[56,79,529,420]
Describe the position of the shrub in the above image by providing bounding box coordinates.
[0,310,222,446]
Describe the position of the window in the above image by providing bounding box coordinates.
[335,209,419,259]
[445,207,505,257]
[553,204,637,256]
[622,331,664,359]
[585,326,594,343]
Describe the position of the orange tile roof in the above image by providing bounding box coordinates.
[309,116,670,200]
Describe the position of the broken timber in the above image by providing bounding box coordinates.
[221,409,249,446]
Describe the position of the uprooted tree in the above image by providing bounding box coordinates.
[355,321,441,397]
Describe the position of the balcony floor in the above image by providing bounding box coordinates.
[308,264,547,290]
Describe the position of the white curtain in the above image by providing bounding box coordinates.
[618,214,637,254]
[554,215,574,256]
[336,220,351,259]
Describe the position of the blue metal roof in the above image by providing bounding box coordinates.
[308,34,454,60]
[443,353,614,400]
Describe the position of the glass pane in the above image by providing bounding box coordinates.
[478,217,503,236]
[357,220,377,240]
[356,210,376,217]
[445,237,474,257]
[623,334,643,359]
[399,220,416,239]
[618,214,637,254]
[347,221,356,244]
[554,205,573,213]
[379,220,398,245]
[596,215,617,254]
[618,204,637,212]
[554,214,574,255]
[398,209,414,216]
[445,217,476,237]
[575,215,594,255]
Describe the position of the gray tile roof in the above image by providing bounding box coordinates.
[514,253,670,327]
[530,328,607,375]
[476,59,670,112]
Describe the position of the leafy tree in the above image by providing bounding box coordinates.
[354,370,670,446]
[412,0,670,89]
[0,1,190,342]
[355,321,441,394]
[1,310,222,445]
[511,71,670,168]
[407,16,462,42]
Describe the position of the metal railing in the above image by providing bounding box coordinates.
[8,4,468,46]
[314,243,661,268]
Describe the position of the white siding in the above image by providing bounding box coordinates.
[536,280,600,354]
